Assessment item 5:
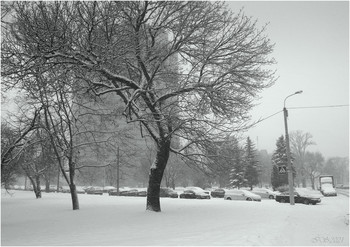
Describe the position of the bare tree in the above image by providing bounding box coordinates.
[304,152,324,189]
[1,123,23,188]
[2,1,276,212]
[290,130,315,187]
[1,108,41,165]
[1,104,43,193]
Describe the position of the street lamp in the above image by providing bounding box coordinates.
[283,90,303,205]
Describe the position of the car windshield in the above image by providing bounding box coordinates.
[282,192,299,196]
[242,190,256,197]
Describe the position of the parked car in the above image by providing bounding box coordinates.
[109,187,130,196]
[124,189,139,196]
[275,192,321,205]
[108,188,129,196]
[224,189,261,202]
[41,185,60,192]
[109,189,120,196]
[61,186,71,193]
[136,189,147,197]
[103,186,116,193]
[180,190,210,199]
[159,188,178,198]
[295,188,324,198]
[210,188,226,198]
[119,190,132,196]
[320,183,337,196]
[252,188,280,199]
[61,186,85,194]
[85,187,103,195]
[76,187,86,194]
[186,187,210,195]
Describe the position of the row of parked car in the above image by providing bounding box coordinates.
[13,184,325,205]
[103,186,281,201]
[179,187,278,201]
[108,187,178,198]
[58,185,283,202]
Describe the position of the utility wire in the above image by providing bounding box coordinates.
[250,104,349,127]
[289,104,349,110]
[250,110,283,128]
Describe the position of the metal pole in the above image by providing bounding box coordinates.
[117,146,120,195]
[57,166,60,192]
[282,90,302,205]
[284,107,295,205]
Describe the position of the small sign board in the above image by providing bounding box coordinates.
[278,166,287,174]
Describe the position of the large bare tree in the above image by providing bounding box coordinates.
[290,130,315,187]
[304,152,324,189]
[2,1,276,211]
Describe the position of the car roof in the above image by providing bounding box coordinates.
[226,189,243,193]
[183,190,194,193]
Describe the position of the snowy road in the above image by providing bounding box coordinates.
[337,189,349,197]
[1,190,349,246]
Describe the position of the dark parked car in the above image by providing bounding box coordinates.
[109,189,121,196]
[118,190,132,196]
[103,186,116,193]
[160,188,178,198]
[136,190,147,197]
[108,188,131,196]
[275,192,321,205]
[61,188,70,193]
[85,187,103,195]
[180,190,210,199]
[210,188,226,198]
[124,189,139,196]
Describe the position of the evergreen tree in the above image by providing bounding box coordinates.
[229,139,247,188]
[271,135,296,190]
[271,136,288,189]
[244,137,259,190]
[271,165,281,190]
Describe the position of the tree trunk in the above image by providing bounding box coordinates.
[68,158,79,210]
[146,141,170,212]
[24,176,28,190]
[32,176,41,199]
[302,177,307,188]
[36,176,41,198]
[310,176,315,190]
[69,183,80,210]
[45,176,50,193]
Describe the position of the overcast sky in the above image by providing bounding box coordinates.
[1,1,348,159]
[227,1,349,158]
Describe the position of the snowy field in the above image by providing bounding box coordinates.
[1,189,349,246]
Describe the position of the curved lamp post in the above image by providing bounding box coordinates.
[283,90,303,205]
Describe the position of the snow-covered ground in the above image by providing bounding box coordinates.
[1,190,349,246]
